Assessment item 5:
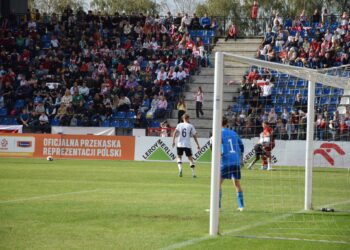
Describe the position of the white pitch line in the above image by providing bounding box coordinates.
[232,235,350,245]
[0,189,104,205]
[161,199,350,250]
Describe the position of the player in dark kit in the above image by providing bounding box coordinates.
[247,140,267,170]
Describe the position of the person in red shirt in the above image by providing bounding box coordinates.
[261,121,275,170]
[310,38,320,52]
[251,1,259,20]
[246,69,260,82]
[225,24,237,41]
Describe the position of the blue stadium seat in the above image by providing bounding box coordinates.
[315,88,323,96]
[323,88,331,95]
[207,30,215,37]
[295,61,303,67]
[286,106,293,112]
[287,97,295,105]
[296,80,306,87]
[202,37,210,45]
[126,111,136,119]
[196,30,205,37]
[189,30,197,37]
[114,111,126,119]
[328,105,337,113]
[110,120,120,128]
[279,73,289,78]
[130,120,135,128]
[302,89,308,96]
[151,121,160,128]
[290,88,300,96]
[271,88,278,95]
[287,80,295,87]
[282,88,291,95]
[0,108,8,116]
[277,96,286,104]
[320,96,330,105]
[14,99,25,110]
[101,119,110,127]
[51,118,60,126]
[330,97,339,105]
[289,30,297,36]
[272,96,277,104]
[2,117,17,125]
[275,105,283,113]
[332,88,343,96]
[120,120,130,128]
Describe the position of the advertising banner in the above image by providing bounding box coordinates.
[135,136,350,168]
[134,137,212,163]
[0,135,35,156]
[0,134,135,160]
[0,133,349,168]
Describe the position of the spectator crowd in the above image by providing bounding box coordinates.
[0,7,213,133]
[227,9,350,141]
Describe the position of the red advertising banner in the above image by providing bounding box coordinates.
[0,134,135,160]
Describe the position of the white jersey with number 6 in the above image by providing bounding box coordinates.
[175,122,197,148]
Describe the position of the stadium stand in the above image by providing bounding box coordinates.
[0,7,214,134]
[227,11,350,140]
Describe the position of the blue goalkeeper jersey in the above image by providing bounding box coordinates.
[221,128,244,167]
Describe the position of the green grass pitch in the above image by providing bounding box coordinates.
[0,158,349,250]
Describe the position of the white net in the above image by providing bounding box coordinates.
[216,53,350,244]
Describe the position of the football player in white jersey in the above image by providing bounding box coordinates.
[172,114,200,177]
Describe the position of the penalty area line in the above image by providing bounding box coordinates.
[232,235,350,245]
[0,189,105,205]
[160,198,350,250]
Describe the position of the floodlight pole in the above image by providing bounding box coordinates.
[305,80,315,210]
[209,52,224,236]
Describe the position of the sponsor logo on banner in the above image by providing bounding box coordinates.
[192,140,212,162]
[0,138,9,149]
[314,143,346,166]
[142,139,176,161]
[243,146,278,163]
[17,141,32,147]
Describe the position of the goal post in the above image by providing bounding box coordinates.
[209,52,224,236]
[209,52,350,236]
[304,80,315,210]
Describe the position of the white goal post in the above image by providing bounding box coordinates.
[209,52,350,236]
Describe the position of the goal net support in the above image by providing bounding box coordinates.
[210,52,350,236]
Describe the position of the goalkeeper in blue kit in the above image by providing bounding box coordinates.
[220,117,244,211]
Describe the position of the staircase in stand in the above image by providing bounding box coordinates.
[168,38,262,137]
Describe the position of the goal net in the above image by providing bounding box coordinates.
[209,52,350,244]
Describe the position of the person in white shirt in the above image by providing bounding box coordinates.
[172,114,200,178]
[38,113,50,133]
[181,13,192,28]
[175,66,187,86]
[79,81,90,97]
[195,86,204,118]
[155,67,167,86]
[61,89,73,106]
[261,80,274,106]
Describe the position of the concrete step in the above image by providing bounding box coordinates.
[186,84,240,93]
[185,100,233,110]
[183,92,237,101]
[216,38,262,44]
[172,109,214,119]
[191,75,243,84]
[200,67,248,76]
[167,118,213,130]
[212,49,257,55]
